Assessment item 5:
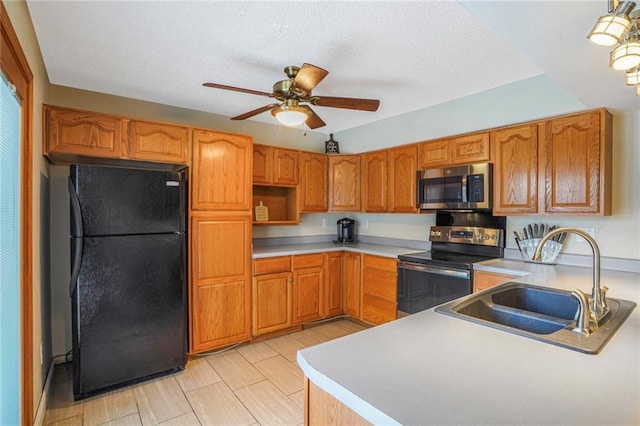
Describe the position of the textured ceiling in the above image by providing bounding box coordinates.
[26,1,639,134]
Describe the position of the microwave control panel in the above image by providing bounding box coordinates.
[467,174,484,202]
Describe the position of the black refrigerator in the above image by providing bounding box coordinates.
[69,165,187,400]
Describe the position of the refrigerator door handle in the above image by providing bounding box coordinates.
[69,177,84,297]
[69,237,83,297]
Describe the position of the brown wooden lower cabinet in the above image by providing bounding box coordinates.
[305,378,370,425]
[252,256,293,336]
[361,254,397,325]
[293,254,325,324]
[473,270,517,293]
[251,251,399,330]
[190,213,252,353]
[325,252,344,317]
[342,252,362,318]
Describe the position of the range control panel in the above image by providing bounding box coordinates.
[429,226,503,247]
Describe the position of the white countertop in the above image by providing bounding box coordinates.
[298,260,640,425]
[252,242,421,259]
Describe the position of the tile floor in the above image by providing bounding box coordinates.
[43,319,367,426]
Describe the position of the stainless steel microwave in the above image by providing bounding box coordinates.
[417,163,492,210]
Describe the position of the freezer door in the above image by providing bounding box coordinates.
[72,233,186,399]
[70,165,184,236]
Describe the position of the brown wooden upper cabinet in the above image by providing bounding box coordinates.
[388,145,417,213]
[492,124,539,215]
[362,151,388,213]
[540,110,611,215]
[127,120,189,164]
[44,104,124,160]
[493,109,611,216]
[299,151,328,212]
[191,129,252,211]
[362,146,417,213]
[417,132,490,169]
[253,144,299,185]
[44,105,190,165]
[329,155,361,212]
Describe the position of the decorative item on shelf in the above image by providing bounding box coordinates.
[513,223,565,263]
[587,1,640,95]
[325,134,340,154]
[254,201,269,222]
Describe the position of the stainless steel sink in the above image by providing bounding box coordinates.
[436,282,636,354]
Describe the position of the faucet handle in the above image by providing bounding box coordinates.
[601,285,609,310]
[571,289,593,336]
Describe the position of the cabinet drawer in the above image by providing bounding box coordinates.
[473,271,516,293]
[254,256,291,275]
[362,268,397,302]
[361,295,396,325]
[293,253,325,269]
[362,255,397,273]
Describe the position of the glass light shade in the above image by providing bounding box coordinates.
[588,14,632,46]
[610,39,640,70]
[625,67,640,85]
[274,108,308,127]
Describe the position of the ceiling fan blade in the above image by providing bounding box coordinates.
[231,103,280,120]
[290,63,329,96]
[203,82,273,98]
[303,106,326,129]
[311,96,380,112]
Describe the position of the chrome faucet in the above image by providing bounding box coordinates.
[532,227,610,326]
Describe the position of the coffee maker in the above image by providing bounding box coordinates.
[335,217,357,244]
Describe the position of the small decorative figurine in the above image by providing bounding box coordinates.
[325,134,340,154]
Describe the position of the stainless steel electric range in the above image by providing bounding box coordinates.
[397,212,506,316]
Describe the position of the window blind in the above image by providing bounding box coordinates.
[0,70,21,424]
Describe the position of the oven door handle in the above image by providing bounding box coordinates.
[398,262,470,279]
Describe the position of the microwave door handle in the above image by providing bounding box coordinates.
[461,175,468,202]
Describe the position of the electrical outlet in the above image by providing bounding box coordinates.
[575,227,596,243]
[322,218,327,228]
[363,219,369,229]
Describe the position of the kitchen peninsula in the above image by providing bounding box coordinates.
[298,260,640,425]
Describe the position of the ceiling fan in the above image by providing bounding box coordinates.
[203,63,380,129]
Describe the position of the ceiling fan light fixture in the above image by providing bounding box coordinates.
[271,104,309,127]
[588,1,636,46]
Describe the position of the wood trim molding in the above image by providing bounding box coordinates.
[1,2,34,424]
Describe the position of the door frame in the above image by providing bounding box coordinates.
[1,2,34,424]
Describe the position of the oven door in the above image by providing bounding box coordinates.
[397,261,471,316]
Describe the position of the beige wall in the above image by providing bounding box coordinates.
[4,0,50,419]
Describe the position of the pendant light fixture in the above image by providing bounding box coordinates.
[588,1,640,94]
[625,66,640,84]
[588,1,636,46]
[610,31,640,70]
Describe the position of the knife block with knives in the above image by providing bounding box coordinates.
[513,223,565,263]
